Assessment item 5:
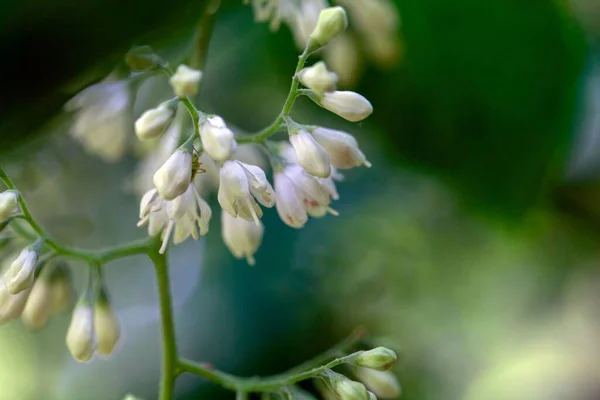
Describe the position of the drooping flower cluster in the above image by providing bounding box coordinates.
[245,0,402,86]
[131,5,373,265]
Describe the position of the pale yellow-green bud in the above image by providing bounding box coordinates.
[169,65,203,98]
[66,300,96,362]
[94,288,121,356]
[3,247,38,294]
[335,378,370,400]
[309,6,348,49]
[135,100,177,140]
[297,61,338,94]
[0,191,18,221]
[355,368,401,399]
[354,347,398,371]
[21,279,53,329]
[153,148,193,200]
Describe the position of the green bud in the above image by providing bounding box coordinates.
[309,6,348,50]
[354,347,398,371]
[335,378,370,400]
[125,46,165,72]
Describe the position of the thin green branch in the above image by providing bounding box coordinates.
[0,165,153,264]
[178,329,364,393]
[149,247,178,400]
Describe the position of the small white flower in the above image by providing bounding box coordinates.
[283,164,338,218]
[153,149,193,200]
[289,130,331,178]
[0,279,30,325]
[21,279,53,329]
[218,161,274,224]
[200,116,237,161]
[66,301,96,362]
[0,191,18,221]
[3,247,37,294]
[138,185,212,254]
[221,212,264,266]
[318,91,373,122]
[134,101,176,140]
[309,6,348,48]
[297,61,338,94]
[94,298,120,356]
[169,65,203,98]
[312,127,371,169]
[66,79,132,162]
[274,171,308,229]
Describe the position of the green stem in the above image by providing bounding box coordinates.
[236,391,248,400]
[0,165,152,264]
[189,0,219,70]
[178,329,364,393]
[149,248,178,400]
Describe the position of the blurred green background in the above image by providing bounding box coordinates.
[2,0,600,399]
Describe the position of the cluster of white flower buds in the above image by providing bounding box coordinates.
[0,248,74,328]
[247,0,402,86]
[132,5,373,265]
[66,282,120,362]
[318,346,401,400]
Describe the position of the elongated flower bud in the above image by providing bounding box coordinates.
[0,279,30,324]
[318,91,373,122]
[312,127,370,169]
[0,191,18,221]
[335,378,370,400]
[222,212,264,266]
[354,347,398,371]
[21,278,53,329]
[289,130,331,178]
[3,247,38,294]
[50,263,73,313]
[153,149,192,200]
[169,65,202,98]
[309,6,348,49]
[94,286,121,356]
[355,368,401,399]
[200,116,237,161]
[135,101,176,140]
[298,61,338,94]
[66,300,96,362]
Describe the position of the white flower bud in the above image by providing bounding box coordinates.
[297,61,338,94]
[289,130,331,178]
[0,191,18,221]
[0,279,30,324]
[309,6,348,49]
[153,149,193,200]
[218,161,267,224]
[355,368,401,399]
[134,102,176,140]
[221,212,264,266]
[66,301,96,362]
[355,347,398,371]
[3,248,37,294]
[335,379,370,400]
[312,127,371,169]
[274,171,308,229]
[94,296,120,356]
[318,91,373,122]
[200,116,237,161]
[21,279,53,329]
[169,64,203,98]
